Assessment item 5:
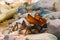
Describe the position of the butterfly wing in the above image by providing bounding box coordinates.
[34,13,47,24]
[26,14,37,24]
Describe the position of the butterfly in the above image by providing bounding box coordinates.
[34,13,47,25]
[26,13,46,25]
[26,14,37,24]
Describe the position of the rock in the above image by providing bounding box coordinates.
[17,5,27,14]
[0,32,4,40]
[4,34,16,40]
[47,19,60,38]
[43,12,60,20]
[30,0,39,4]
[0,5,17,22]
[0,1,5,5]
[15,35,26,40]
[9,31,19,36]
[26,33,57,40]
[9,34,15,40]
[37,9,51,17]
[55,0,60,11]
[9,2,24,8]
[31,0,55,10]
[4,35,9,40]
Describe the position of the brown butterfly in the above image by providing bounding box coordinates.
[12,22,18,31]
[20,20,27,30]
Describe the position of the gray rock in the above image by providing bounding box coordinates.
[47,19,60,38]
[4,35,9,40]
[17,5,27,14]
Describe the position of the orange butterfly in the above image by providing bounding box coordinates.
[26,14,37,24]
[34,13,47,25]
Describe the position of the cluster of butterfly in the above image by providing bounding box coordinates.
[8,13,47,35]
